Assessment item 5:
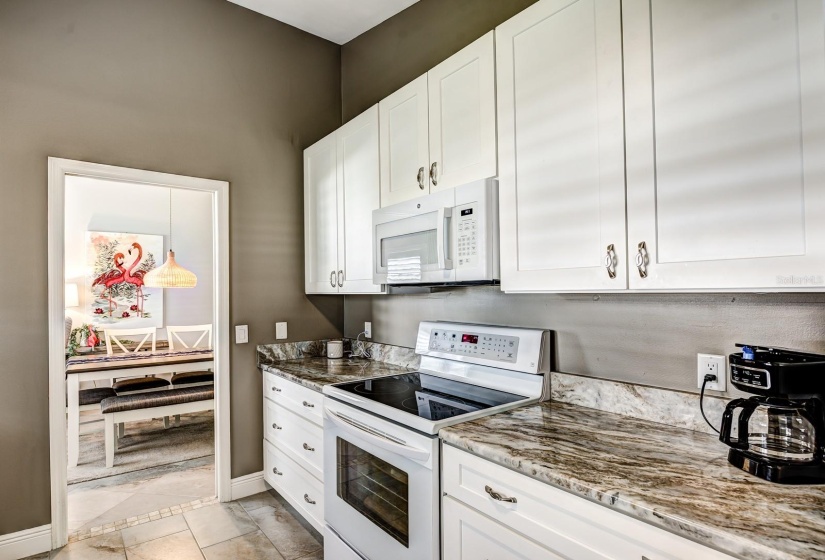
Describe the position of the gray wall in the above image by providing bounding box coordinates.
[0,0,341,535]
[340,0,825,394]
[342,0,539,121]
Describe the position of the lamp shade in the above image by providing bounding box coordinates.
[143,250,197,288]
[65,283,80,308]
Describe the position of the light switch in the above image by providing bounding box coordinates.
[235,325,249,344]
[276,322,287,340]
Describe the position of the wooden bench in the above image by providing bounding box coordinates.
[100,386,214,468]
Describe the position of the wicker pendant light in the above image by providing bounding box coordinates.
[144,189,197,289]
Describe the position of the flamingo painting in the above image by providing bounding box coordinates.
[91,252,126,316]
[125,242,148,316]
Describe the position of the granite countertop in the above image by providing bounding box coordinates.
[440,401,825,560]
[259,357,414,393]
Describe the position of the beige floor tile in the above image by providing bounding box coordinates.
[124,530,203,560]
[52,532,126,560]
[184,502,258,548]
[201,530,286,560]
[68,488,135,532]
[295,550,324,560]
[77,493,198,532]
[248,506,322,560]
[121,515,189,547]
[236,491,281,513]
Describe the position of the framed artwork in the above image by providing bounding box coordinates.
[86,231,163,328]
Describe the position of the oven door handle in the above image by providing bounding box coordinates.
[324,408,431,462]
[436,207,453,270]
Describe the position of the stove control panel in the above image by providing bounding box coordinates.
[428,329,519,363]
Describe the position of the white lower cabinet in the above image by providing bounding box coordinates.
[442,445,736,560]
[262,370,325,533]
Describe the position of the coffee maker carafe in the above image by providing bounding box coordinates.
[719,345,825,484]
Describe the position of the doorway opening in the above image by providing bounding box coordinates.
[48,158,230,549]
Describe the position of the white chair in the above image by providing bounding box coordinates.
[66,318,118,432]
[166,324,214,425]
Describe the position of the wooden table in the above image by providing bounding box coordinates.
[65,349,214,468]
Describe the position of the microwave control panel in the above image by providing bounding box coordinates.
[428,329,519,363]
[456,205,478,268]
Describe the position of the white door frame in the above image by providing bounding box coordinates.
[47,158,231,549]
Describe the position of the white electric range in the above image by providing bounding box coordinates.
[322,321,550,560]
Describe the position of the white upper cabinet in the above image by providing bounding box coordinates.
[496,0,627,292]
[337,106,384,293]
[379,32,498,206]
[624,0,825,291]
[428,31,497,193]
[305,106,384,294]
[379,75,430,206]
[304,132,339,294]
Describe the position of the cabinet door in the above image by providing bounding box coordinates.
[624,0,825,291]
[427,31,497,192]
[497,0,627,292]
[304,132,339,294]
[337,106,384,293]
[379,74,430,206]
[443,497,570,560]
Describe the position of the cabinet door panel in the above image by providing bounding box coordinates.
[497,0,627,291]
[304,133,339,293]
[337,106,384,293]
[428,31,497,192]
[624,0,825,290]
[379,75,430,206]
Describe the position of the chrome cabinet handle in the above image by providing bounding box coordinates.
[271,423,281,430]
[604,244,617,279]
[330,271,336,287]
[338,270,343,287]
[304,494,316,505]
[485,485,517,503]
[303,443,315,452]
[272,467,282,476]
[302,401,315,408]
[271,386,281,392]
[429,162,438,186]
[635,241,649,278]
[417,167,426,189]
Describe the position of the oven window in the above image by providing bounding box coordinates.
[337,437,409,547]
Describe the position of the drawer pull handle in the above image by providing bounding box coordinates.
[271,386,281,392]
[485,485,517,503]
[635,241,649,278]
[303,443,315,452]
[304,494,316,505]
[272,467,283,476]
[302,401,315,408]
[272,423,281,430]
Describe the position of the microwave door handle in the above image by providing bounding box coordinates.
[324,408,431,462]
[436,207,453,270]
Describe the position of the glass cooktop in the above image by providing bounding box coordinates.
[332,372,525,422]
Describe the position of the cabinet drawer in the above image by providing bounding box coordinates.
[264,399,324,480]
[443,446,735,560]
[263,370,323,425]
[264,439,324,533]
[443,496,569,560]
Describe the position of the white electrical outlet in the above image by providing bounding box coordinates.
[235,325,249,344]
[364,322,372,338]
[276,322,287,340]
[697,353,726,391]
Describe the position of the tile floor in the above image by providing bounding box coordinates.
[23,490,323,560]
[68,457,215,536]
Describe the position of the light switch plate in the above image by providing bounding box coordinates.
[235,325,249,344]
[276,322,287,340]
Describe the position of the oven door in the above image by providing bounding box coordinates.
[373,189,456,285]
[323,398,440,560]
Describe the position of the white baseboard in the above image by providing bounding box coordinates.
[0,524,51,560]
[230,471,267,501]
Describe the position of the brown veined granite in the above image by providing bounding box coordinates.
[439,401,825,560]
[260,358,414,393]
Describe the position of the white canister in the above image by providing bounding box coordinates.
[327,340,344,359]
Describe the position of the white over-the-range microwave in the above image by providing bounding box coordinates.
[372,179,499,286]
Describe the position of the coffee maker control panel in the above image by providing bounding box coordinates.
[730,364,772,390]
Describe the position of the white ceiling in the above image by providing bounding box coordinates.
[228,0,420,44]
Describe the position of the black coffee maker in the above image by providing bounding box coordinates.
[719,344,825,484]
